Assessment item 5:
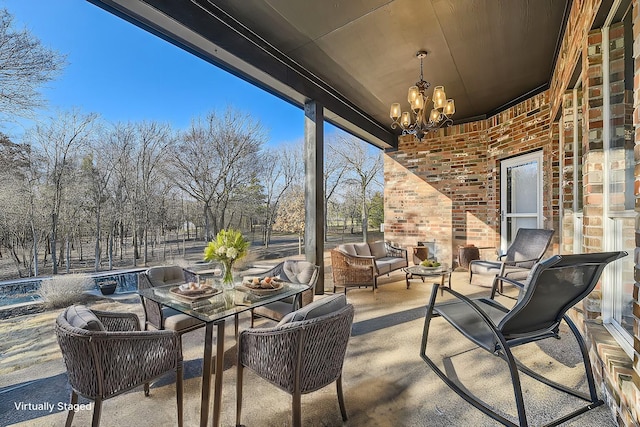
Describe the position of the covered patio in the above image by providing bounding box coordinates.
[43,0,640,424]
[0,269,616,426]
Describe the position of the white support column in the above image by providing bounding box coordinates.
[304,100,325,294]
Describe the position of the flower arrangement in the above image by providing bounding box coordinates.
[203,228,249,285]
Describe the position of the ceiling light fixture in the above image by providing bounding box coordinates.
[390,51,455,141]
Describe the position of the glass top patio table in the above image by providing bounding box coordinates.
[139,282,309,427]
[139,282,308,323]
[404,264,452,294]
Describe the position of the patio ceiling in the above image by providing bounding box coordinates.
[88,0,573,149]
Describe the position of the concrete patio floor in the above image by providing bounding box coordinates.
[0,270,617,426]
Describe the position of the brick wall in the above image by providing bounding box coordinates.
[383,0,640,423]
[384,92,554,264]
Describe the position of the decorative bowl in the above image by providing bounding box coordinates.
[99,281,117,295]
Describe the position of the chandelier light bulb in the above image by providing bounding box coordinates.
[401,111,411,127]
[444,99,455,115]
[390,103,401,119]
[407,86,419,104]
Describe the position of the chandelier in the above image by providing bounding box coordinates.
[390,51,455,140]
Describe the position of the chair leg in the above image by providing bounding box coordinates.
[144,382,150,396]
[65,391,78,427]
[234,313,240,342]
[91,399,102,427]
[176,361,184,427]
[336,375,348,421]
[292,390,302,427]
[236,363,244,427]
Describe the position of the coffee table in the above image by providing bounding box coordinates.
[404,265,452,294]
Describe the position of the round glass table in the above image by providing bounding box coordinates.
[404,264,452,294]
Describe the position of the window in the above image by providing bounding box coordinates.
[602,4,636,356]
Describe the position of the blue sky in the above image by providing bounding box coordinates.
[3,0,310,145]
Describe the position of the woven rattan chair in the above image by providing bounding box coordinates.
[469,228,554,291]
[237,294,355,427]
[422,251,626,427]
[55,305,183,427]
[330,248,376,292]
[249,260,319,326]
[138,266,205,338]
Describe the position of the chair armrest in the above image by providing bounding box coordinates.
[385,242,408,260]
[495,276,526,289]
[330,249,376,286]
[334,250,376,267]
[489,275,527,299]
[90,330,182,399]
[182,268,197,283]
[92,309,141,332]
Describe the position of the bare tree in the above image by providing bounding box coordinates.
[259,143,302,247]
[167,107,265,240]
[331,135,383,242]
[273,184,306,254]
[81,133,114,272]
[29,110,98,274]
[105,123,137,264]
[131,121,174,266]
[0,8,65,123]
[324,135,349,241]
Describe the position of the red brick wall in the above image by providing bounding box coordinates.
[384,0,640,423]
[384,92,554,264]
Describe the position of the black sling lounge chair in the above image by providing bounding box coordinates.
[421,251,626,427]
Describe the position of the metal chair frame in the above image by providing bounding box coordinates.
[421,251,626,427]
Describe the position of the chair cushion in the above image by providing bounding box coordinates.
[354,243,372,256]
[282,260,315,284]
[277,294,347,325]
[162,307,204,331]
[147,266,185,286]
[253,301,293,321]
[337,244,357,256]
[65,305,105,331]
[369,241,387,259]
[469,260,502,275]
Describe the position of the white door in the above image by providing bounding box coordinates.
[500,151,544,252]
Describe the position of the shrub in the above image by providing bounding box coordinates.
[38,273,93,309]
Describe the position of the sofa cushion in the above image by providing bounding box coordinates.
[65,305,105,331]
[354,243,372,257]
[278,294,346,325]
[337,244,357,256]
[376,261,391,275]
[369,241,387,259]
[283,260,315,285]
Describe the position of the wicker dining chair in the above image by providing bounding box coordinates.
[249,260,319,326]
[138,266,205,337]
[237,294,355,427]
[55,305,183,427]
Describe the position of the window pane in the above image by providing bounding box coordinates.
[506,161,538,214]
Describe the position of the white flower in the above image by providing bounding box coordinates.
[217,246,227,256]
[226,247,238,260]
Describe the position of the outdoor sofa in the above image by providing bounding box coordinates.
[330,241,408,292]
